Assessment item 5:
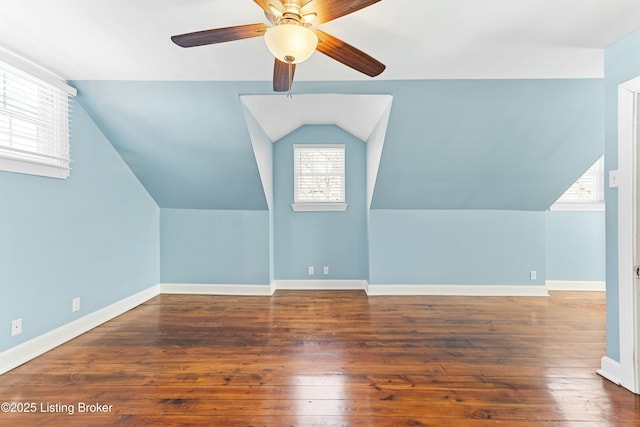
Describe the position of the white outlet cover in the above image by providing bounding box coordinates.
[11,319,22,336]
[72,297,81,312]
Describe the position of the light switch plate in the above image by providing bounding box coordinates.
[609,170,619,188]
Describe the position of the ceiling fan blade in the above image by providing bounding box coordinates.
[315,29,385,77]
[273,59,296,92]
[302,0,381,25]
[171,23,268,48]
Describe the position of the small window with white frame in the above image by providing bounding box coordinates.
[550,156,604,211]
[0,52,74,179]
[292,144,347,212]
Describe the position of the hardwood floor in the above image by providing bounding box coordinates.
[0,291,638,426]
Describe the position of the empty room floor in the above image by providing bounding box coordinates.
[0,290,639,426]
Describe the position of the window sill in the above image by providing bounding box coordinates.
[291,203,348,212]
[0,157,69,179]
[548,202,605,212]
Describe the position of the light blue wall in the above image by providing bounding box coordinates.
[369,210,546,286]
[0,77,608,357]
[0,100,160,352]
[73,80,269,210]
[274,125,368,280]
[545,211,605,282]
[241,105,276,283]
[75,79,603,213]
[371,79,604,210]
[603,27,640,362]
[160,209,270,284]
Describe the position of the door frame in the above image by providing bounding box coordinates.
[616,76,640,394]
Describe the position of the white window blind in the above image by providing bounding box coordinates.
[0,58,72,179]
[293,144,346,211]
[551,156,604,211]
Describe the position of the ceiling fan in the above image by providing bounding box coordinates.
[171,0,385,93]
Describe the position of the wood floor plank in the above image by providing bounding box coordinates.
[0,290,638,426]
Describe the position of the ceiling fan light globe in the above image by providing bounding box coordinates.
[264,24,318,64]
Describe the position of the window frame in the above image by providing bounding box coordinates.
[0,48,76,179]
[292,143,347,212]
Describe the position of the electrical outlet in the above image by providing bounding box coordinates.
[530,270,537,280]
[323,266,329,275]
[609,170,619,188]
[308,266,314,276]
[72,297,81,312]
[11,318,22,336]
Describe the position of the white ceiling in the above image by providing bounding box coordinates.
[3,0,640,82]
[241,94,393,142]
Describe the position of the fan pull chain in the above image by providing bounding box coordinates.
[285,55,294,98]
[288,62,293,98]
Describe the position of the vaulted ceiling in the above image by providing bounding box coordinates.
[1,0,633,210]
[4,0,640,81]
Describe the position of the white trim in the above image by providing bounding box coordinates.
[291,203,347,212]
[160,283,275,296]
[0,157,70,179]
[0,45,76,96]
[545,280,606,292]
[617,77,640,394]
[0,285,160,375]
[274,280,368,291]
[548,202,605,211]
[367,98,393,209]
[366,284,548,297]
[162,282,547,296]
[597,356,622,385]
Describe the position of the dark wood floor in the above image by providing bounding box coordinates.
[0,291,638,426]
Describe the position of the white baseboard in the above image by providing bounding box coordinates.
[597,356,621,385]
[366,284,548,296]
[546,280,606,292]
[273,280,368,291]
[0,284,161,376]
[161,283,275,296]
[161,282,546,296]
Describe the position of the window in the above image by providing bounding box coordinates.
[0,55,73,179]
[292,144,347,212]
[550,156,604,211]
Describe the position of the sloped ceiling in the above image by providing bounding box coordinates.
[2,1,624,210]
[72,79,604,211]
[370,79,604,210]
[73,81,270,210]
